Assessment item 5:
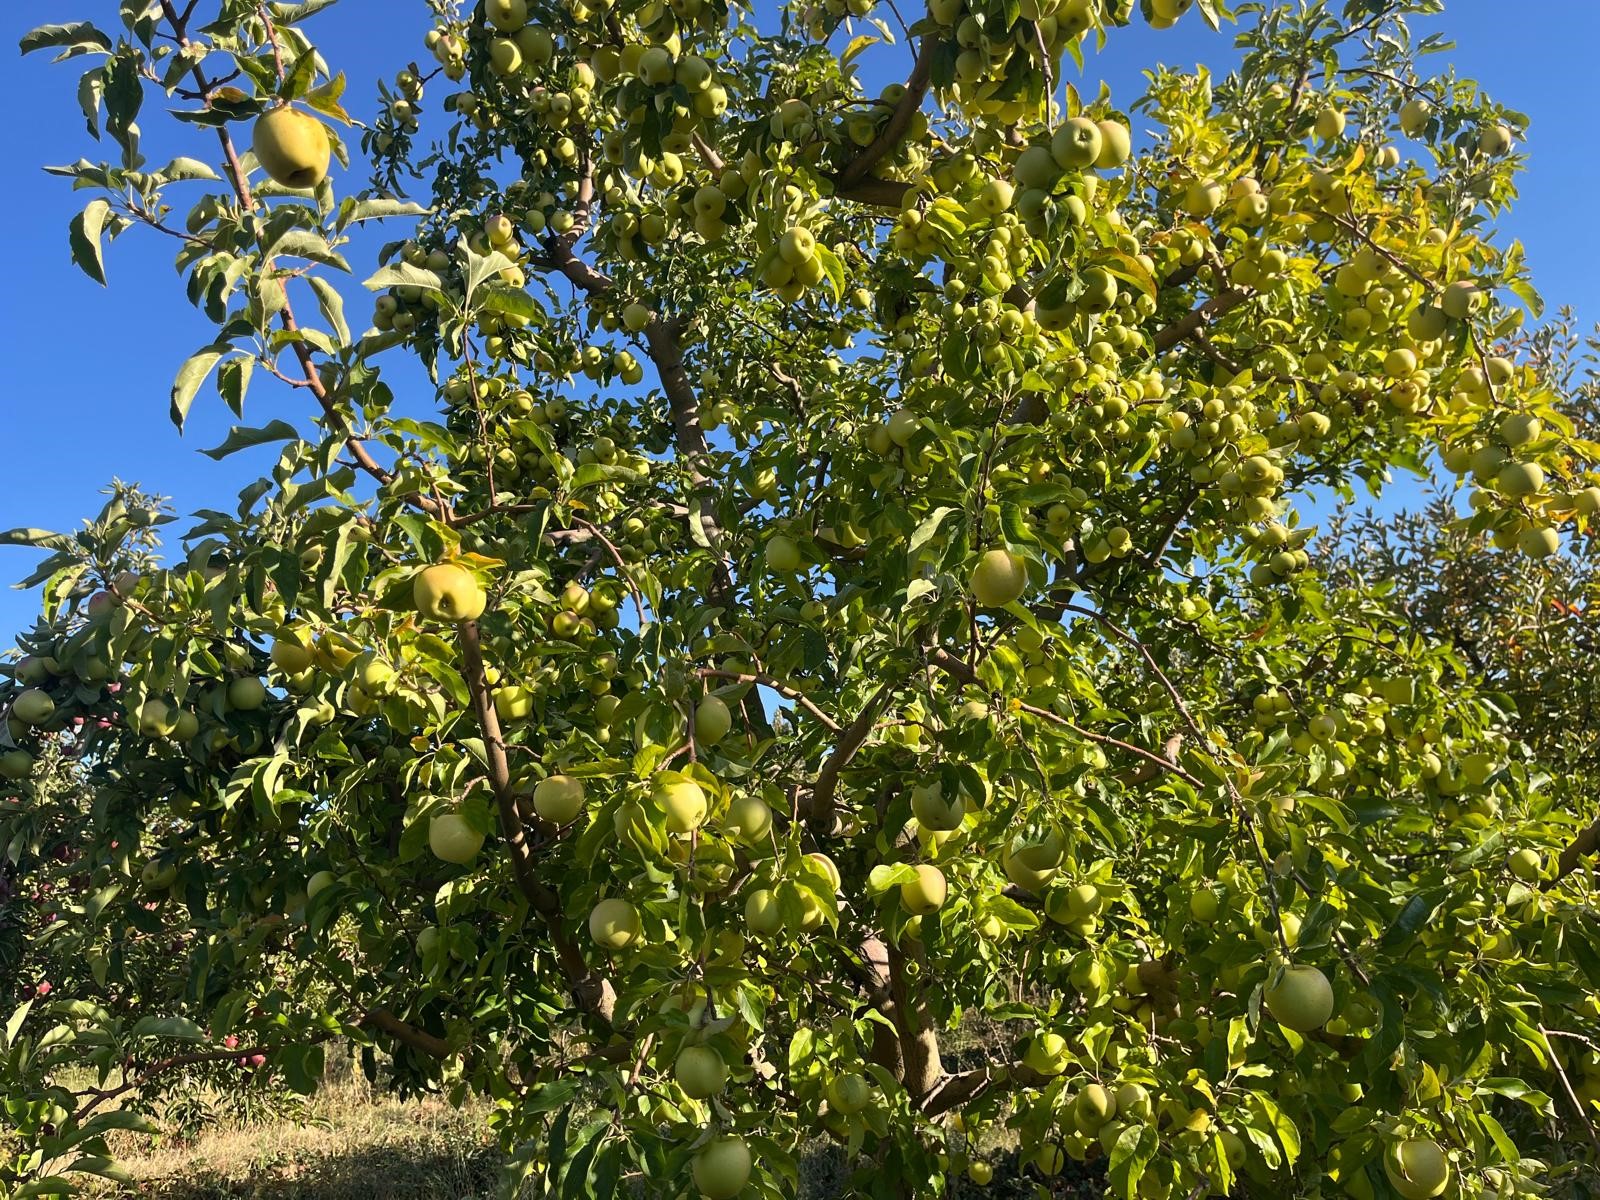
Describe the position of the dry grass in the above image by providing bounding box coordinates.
[80,1067,502,1199]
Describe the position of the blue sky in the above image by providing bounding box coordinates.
[1,2,1596,641]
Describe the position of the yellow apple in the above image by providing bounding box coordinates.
[532,774,585,824]
[971,548,1026,608]
[428,813,484,864]
[654,775,708,834]
[588,897,641,948]
[252,106,332,190]
[1384,1139,1450,1200]
[413,563,487,622]
[1263,964,1335,1032]
[900,864,947,915]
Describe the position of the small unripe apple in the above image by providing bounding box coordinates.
[253,106,332,190]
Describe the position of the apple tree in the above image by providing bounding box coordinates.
[4,0,1600,1197]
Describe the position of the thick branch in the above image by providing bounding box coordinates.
[887,938,942,1099]
[460,619,615,1024]
[807,680,897,832]
[1547,813,1600,888]
[1153,288,1251,354]
[834,37,940,191]
[362,1007,451,1058]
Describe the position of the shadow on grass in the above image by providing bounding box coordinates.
[114,1143,503,1200]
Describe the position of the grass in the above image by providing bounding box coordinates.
[79,1064,503,1199]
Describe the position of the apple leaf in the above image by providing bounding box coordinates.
[69,199,111,286]
[202,420,302,461]
[171,345,230,429]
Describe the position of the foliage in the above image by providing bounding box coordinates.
[4,1,1599,1198]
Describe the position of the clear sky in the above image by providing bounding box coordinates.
[1,1,1596,641]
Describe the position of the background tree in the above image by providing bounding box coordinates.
[3,1,1599,1199]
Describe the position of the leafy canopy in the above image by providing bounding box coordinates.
[3,0,1599,1198]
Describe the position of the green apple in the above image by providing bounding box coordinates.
[1022,1030,1070,1076]
[1263,964,1335,1032]
[691,1135,751,1200]
[654,775,708,834]
[252,106,332,190]
[307,869,336,899]
[900,865,947,915]
[674,1045,728,1098]
[695,695,732,745]
[1314,106,1346,140]
[826,1071,872,1114]
[12,689,55,726]
[588,897,641,948]
[140,859,177,890]
[495,685,533,722]
[1050,117,1103,169]
[1074,1082,1117,1130]
[911,781,965,832]
[227,677,267,711]
[485,0,528,32]
[1399,98,1431,136]
[532,774,585,824]
[970,548,1026,608]
[1478,123,1513,156]
[1495,461,1543,498]
[1096,120,1131,168]
[764,535,803,574]
[429,813,484,865]
[723,794,773,846]
[1383,1139,1450,1200]
[0,749,32,780]
[414,563,487,622]
[1507,847,1542,881]
[745,887,783,934]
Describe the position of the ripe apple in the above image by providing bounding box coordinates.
[270,635,313,674]
[1494,461,1543,498]
[1189,888,1220,922]
[429,813,484,865]
[695,696,732,745]
[900,865,947,915]
[252,106,332,190]
[1050,117,1103,169]
[1383,1139,1451,1200]
[532,774,585,824]
[12,689,55,726]
[723,794,773,846]
[691,1135,751,1200]
[1095,120,1131,168]
[414,563,487,622]
[495,685,533,722]
[589,897,640,948]
[745,888,783,934]
[485,0,528,32]
[675,1045,728,1098]
[1115,1082,1152,1122]
[764,535,802,574]
[970,548,1026,608]
[1023,1031,1070,1075]
[1478,123,1513,156]
[654,775,708,834]
[1399,98,1431,136]
[1074,1082,1116,1130]
[1507,848,1542,881]
[826,1071,872,1114]
[911,781,965,832]
[227,677,267,711]
[1263,963,1335,1031]
[140,859,177,890]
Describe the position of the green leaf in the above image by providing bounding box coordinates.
[171,345,230,429]
[158,156,221,182]
[20,22,112,56]
[279,49,319,102]
[202,420,302,461]
[364,262,444,294]
[69,199,111,286]
[337,197,428,230]
[130,1015,205,1041]
[308,275,350,345]
[267,229,351,272]
[866,863,921,896]
[304,71,351,124]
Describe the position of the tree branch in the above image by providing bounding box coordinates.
[834,37,940,191]
[807,679,897,832]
